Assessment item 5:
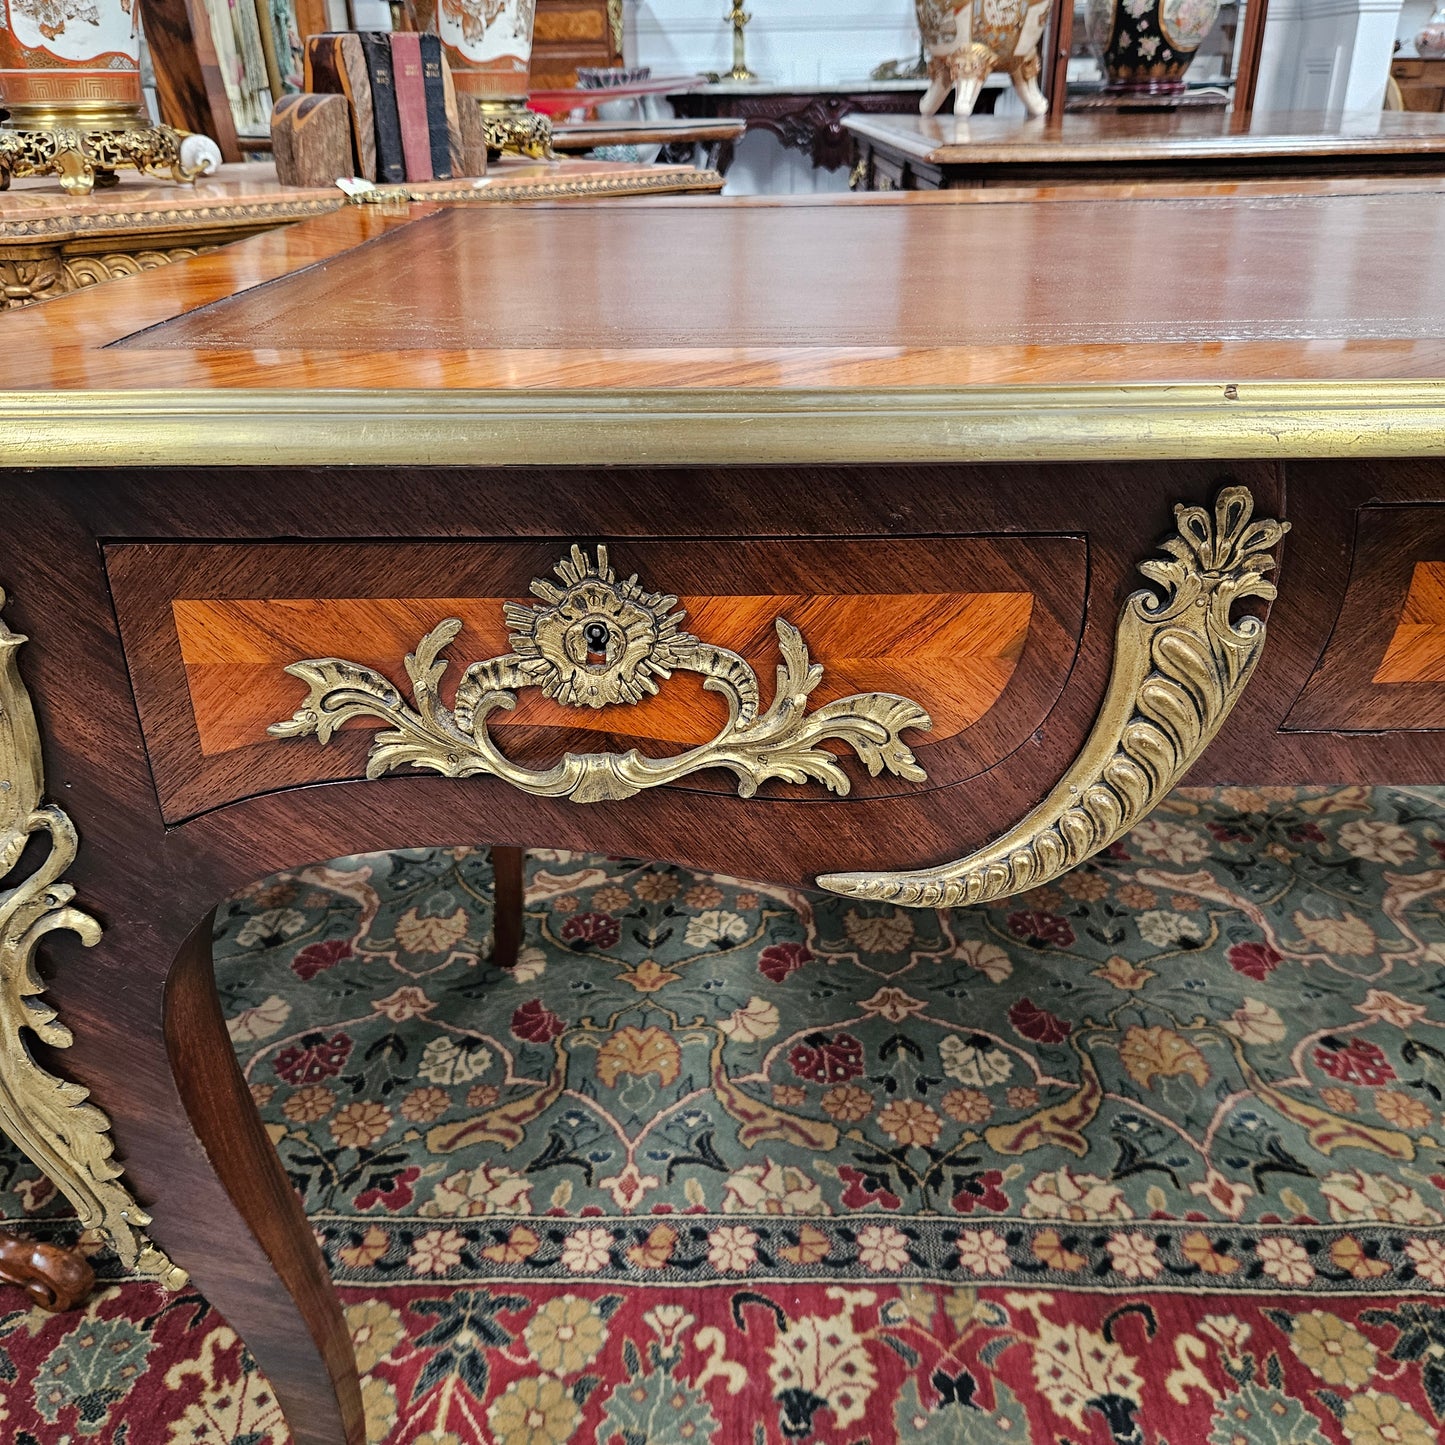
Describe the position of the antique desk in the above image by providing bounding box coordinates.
[1392,55,1445,113]
[0,157,724,308]
[846,109,1445,189]
[0,186,1442,1443]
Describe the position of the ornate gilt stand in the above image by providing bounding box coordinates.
[0,113,204,198]
[474,99,554,160]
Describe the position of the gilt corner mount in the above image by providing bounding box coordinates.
[270,545,934,805]
[818,486,1289,908]
[0,590,185,1290]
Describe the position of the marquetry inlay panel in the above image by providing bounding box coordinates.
[174,590,1035,756]
[1375,562,1445,684]
[105,534,1087,820]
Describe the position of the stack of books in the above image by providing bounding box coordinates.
[304,31,459,182]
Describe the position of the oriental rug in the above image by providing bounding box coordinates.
[0,785,1444,1444]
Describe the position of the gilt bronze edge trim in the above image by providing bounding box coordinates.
[0,382,1444,466]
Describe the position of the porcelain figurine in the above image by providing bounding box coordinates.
[917,0,1053,118]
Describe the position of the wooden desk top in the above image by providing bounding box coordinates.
[843,109,1445,164]
[5,184,1445,466]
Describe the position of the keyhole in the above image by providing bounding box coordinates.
[583,621,611,656]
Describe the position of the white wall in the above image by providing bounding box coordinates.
[627,0,922,192]
[628,0,919,86]
[1254,0,1403,114]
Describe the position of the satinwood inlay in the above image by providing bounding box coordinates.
[173,590,1035,755]
[1375,561,1445,684]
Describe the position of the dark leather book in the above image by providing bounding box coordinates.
[389,33,433,182]
[419,34,452,179]
[358,31,406,184]
[302,32,377,181]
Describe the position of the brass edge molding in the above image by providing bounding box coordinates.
[818,486,1287,908]
[0,174,716,248]
[268,544,931,803]
[344,171,725,207]
[0,591,185,1288]
[0,198,341,243]
[0,171,721,245]
[2,382,1445,467]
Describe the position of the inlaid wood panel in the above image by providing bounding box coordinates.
[173,589,1034,755]
[114,202,1445,358]
[106,534,1087,821]
[1283,505,1445,732]
[1375,562,1445,684]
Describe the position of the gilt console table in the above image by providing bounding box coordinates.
[0,156,724,308]
[846,109,1445,189]
[0,186,1442,1444]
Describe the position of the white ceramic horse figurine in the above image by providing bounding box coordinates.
[917,0,1052,118]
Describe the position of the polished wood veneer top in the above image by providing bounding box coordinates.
[8,184,1445,397]
[843,108,1445,164]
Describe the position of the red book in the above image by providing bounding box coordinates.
[389,32,433,183]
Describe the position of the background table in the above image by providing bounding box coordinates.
[846,109,1445,189]
[549,117,747,170]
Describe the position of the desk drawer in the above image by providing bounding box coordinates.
[106,534,1087,824]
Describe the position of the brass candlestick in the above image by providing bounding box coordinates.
[724,0,759,82]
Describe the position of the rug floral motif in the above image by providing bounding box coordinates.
[0,785,1444,1443]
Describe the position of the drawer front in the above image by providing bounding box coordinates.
[106,534,1087,823]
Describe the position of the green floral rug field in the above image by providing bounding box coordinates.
[2,785,1445,1443]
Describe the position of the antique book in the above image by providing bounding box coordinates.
[303,32,377,180]
[359,31,406,184]
[389,33,433,182]
[203,0,275,138]
[271,92,354,185]
[440,56,486,178]
[420,34,452,180]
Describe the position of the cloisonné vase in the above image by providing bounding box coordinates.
[1085,0,1221,95]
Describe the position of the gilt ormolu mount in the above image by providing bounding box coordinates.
[270,545,934,804]
[821,487,1289,905]
[0,591,184,1288]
